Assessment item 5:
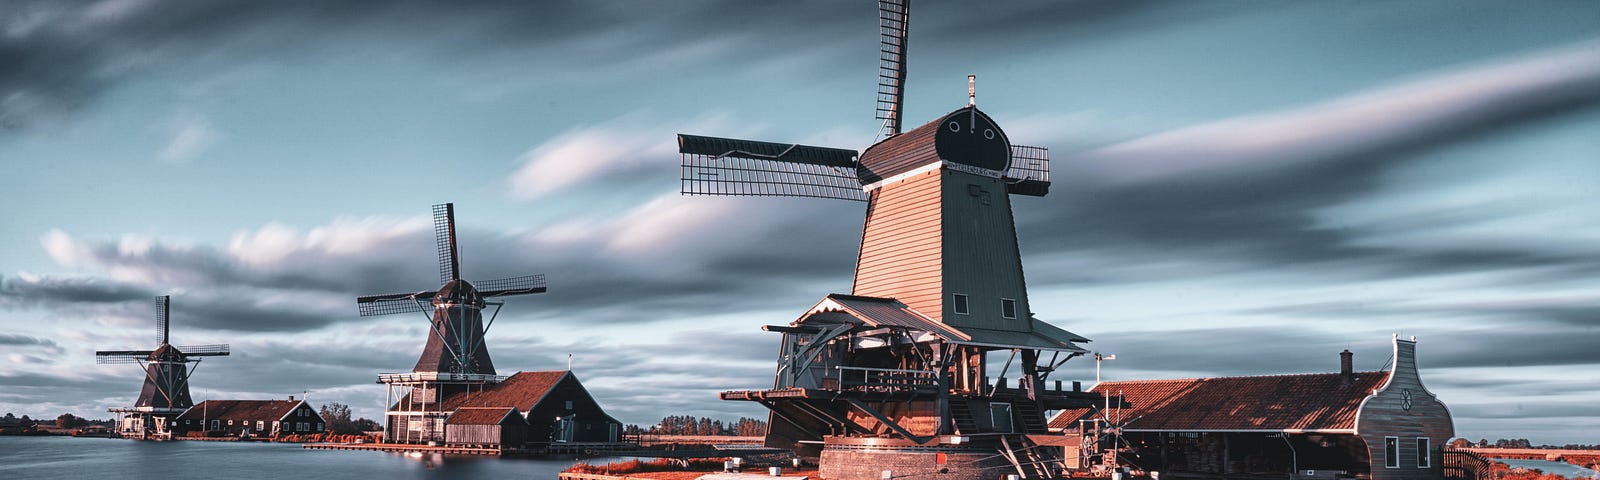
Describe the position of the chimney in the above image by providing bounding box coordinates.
[288,395,295,402]
[1339,349,1354,386]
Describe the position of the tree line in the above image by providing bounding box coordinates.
[622,415,767,436]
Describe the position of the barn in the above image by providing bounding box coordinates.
[1049,336,1454,480]
[436,370,622,447]
[172,397,325,437]
[444,407,528,449]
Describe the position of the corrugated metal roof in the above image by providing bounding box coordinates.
[1047,372,1386,432]
[445,407,523,425]
[805,295,1086,352]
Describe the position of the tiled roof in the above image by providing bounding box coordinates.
[439,370,569,412]
[445,407,522,425]
[176,400,306,422]
[1048,372,1386,432]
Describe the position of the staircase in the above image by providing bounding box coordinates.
[948,400,978,434]
[1000,435,1062,479]
[1013,401,1048,434]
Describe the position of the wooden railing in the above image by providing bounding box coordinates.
[1444,448,1491,480]
[835,366,939,393]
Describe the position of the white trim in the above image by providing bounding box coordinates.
[1417,437,1431,468]
[952,293,970,315]
[1000,298,1017,319]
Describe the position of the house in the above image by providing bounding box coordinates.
[444,407,527,449]
[432,370,622,447]
[172,397,325,437]
[1049,336,1453,480]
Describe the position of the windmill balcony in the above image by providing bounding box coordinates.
[832,366,941,394]
[376,372,506,384]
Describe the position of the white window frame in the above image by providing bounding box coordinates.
[1000,298,1017,319]
[952,294,969,315]
[1384,436,1400,468]
[1417,438,1431,468]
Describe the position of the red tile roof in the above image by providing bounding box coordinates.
[445,407,523,425]
[175,400,307,422]
[1048,372,1386,432]
[439,370,569,411]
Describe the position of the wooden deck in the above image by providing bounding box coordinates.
[302,442,504,456]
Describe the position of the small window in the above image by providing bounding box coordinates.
[1417,438,1431,468]
[989,403,1013,433]
[1001,298,1017,319]
[185,420,191,425]
[1384,437,1399,468]
[228,420,234,426]
[257,421,264,431]
[952,294,969,315]
[565,400,574,410]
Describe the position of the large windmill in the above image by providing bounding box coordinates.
[96,296,230,439]
[357,203,547,444]
[682,2,1099,479]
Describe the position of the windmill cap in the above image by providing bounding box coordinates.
[858,106,1011,184]
[434,278,484,306]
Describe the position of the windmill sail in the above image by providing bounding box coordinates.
[876,0,911,136]
[678,134,867,201]
[435,203,460,284]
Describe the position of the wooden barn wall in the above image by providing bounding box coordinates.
[1357,340,1454,480]
[447,424,504,446]
[940,171,1031,333]
[525,375,621,444]
[853,170,944,320]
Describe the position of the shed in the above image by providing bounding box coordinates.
[1049,336,1453,480]
[438,370,622,446]
[444,407,527,448]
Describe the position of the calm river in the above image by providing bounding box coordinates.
[0,436,617,480]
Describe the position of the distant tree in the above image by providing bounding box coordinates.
[319,402,359,434]
[56,413,89,429]
[1478,439,1489,448]
[18,415,34,428]
[350,418,381,433]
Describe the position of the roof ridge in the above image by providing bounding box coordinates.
[1097,370,1386,385]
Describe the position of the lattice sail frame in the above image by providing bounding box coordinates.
[876,0,911,137]
[682,153,868,202]
[1004,145,1049,184]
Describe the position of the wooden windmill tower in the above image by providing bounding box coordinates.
[681,2,1100,478]
[356,203,547,444]
[96,296,230,439]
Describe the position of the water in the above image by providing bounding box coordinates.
[1499,458,1600,479]
[0,436,620,480]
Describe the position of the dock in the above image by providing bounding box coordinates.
[302,442,504,456]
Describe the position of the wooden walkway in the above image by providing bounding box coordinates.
[302,442,503,456]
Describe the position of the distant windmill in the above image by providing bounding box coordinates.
[96,296,230,439]
[681,1,1096,479]
[356,203,546,443]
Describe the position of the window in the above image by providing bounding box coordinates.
[1384,437,1399,468]
[952,294,969,315]
[989,403,1013,433]
[1417,438,1431,468]
[185,420,191,425]
[210,420,219,429]
[228,420,234,426]
[256,421,264,431]
[316,423,323,432]
[565,400,573,410]
[1001,298,1017,319]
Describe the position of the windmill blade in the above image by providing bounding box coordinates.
[434,203,460,285]
[876,0,911,137]
[475,274,548,298]
[96,350,154,364]
[155,295,171,345]
[356,291,439,316]
[679,134,867,201]
[175,344,230,356]
[1003,144,1051,197]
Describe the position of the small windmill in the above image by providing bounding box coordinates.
[685,1,1098,478]
[96,296,229,438]
[356,203,546,443]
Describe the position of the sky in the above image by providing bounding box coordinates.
[1,0,1598,445]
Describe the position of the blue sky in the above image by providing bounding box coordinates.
[2,1,1598,444]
